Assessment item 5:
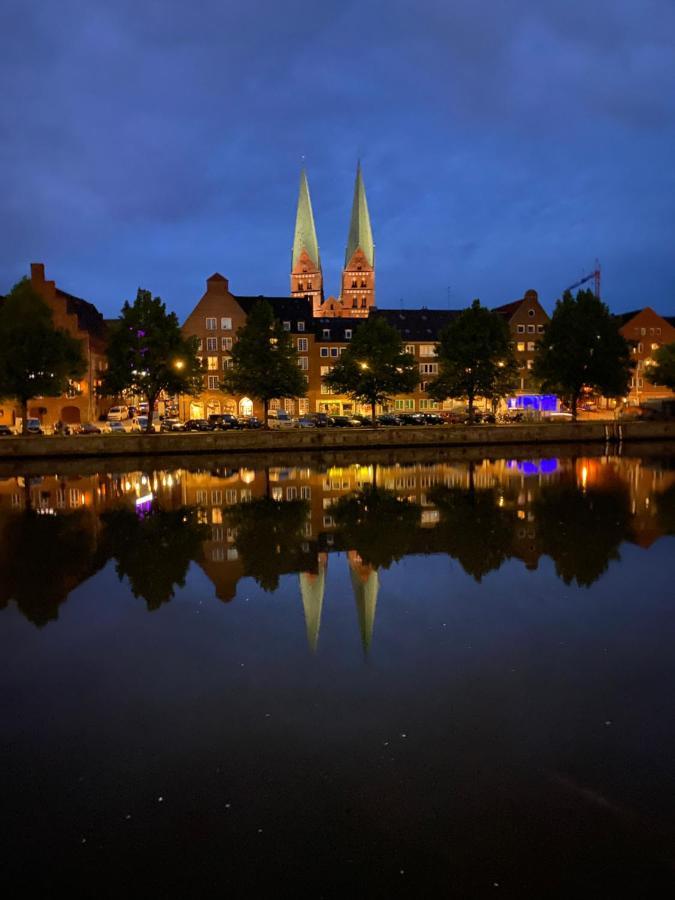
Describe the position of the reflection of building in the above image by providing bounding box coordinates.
[0,263,109,429]
[349,551,379,654]
[299,554,327,652]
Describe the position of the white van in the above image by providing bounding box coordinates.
[268,410,296,430]
[107,405,129,421]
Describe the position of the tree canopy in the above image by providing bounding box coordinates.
[427,300,515,421]
[322,316,417,420]
[533,289,632,419]
[221,300,306,425]
[100,289,203,432]
[649,342,675,392]
[0,279,86,432]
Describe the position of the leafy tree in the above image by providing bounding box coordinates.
[330,486,421,569]
[101,504,208,610]
[225,497,311,591]
[322,316,417,421]
[0,279,86,433]
[649,342,675,391]
[101,289,203,433]
[221,300,306,426]
[533,479,631,587]
[488,355,521,413]
[533,289,632,420]
[428,300,515,422]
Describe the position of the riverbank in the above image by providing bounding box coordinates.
[0,420,673,460]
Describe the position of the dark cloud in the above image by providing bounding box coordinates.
[1,0,674,316]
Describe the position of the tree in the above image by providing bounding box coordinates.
[533,289,632,420]
[488,355,520,414]
[649,342,675,391]
[101,289,203,433]
[0,279,86,433]
[221,300,306,426]
[322,316,417,421]
[428,300,515,422]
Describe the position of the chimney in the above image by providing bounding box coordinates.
[31,262,45,283]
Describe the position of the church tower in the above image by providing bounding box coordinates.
[340,162,375,317]
[290,168,324,316]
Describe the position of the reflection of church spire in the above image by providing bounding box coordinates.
[299,554,327,653]
[348,550,379,655]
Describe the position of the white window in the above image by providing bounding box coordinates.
[298,338,308,352]
[221,317,232,330]
[320,366,330,375]
[345,329,352,339]
[641,328,646,336]
[419,344,436,356]
[298,321,305,332]
[222,337,232,351]
[330,347,339,357]
[320,347,329,357]
[526,359,534,370]
[527,324,535,333]
[527,342,535,351]
[286,486,297,500]
[300,485,311,499]
[222,358,233,369]
[196,338,203,351]
[283,321,291,331]
[207,375,219,389]
[225,489,238,504]
[271,486,283,500]
[537,324,544,333]
[227,548,238,561]
[206,337,217,351]
[405,344,416,354]
[297,357,309,370]
[638,342,643,353]
[517,325,525,333]
[207,356,218,370]
[419,362,438,374]
[206,317,217,330]
[211,490,223,504]
[212,547,225,562]
[323,329,331,338]
[651,343,659,351]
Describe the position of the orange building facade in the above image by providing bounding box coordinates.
[617,307,675,406]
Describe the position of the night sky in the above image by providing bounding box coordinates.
[1,0,674,319]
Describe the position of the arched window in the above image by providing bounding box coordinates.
[361,297,367,307]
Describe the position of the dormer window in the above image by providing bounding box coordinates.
[323,329,330,339]
[298,321,305,332]
[283,321,291,331]
[345,329,352,339]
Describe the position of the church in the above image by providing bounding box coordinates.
[290,163,375,318]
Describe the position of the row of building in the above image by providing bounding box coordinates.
[1,164,674,426]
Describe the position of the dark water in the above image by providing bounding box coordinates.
[2,451,675,896]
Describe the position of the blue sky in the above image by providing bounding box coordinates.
[1,0,674,319]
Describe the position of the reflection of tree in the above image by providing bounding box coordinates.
[656,484,675,535]
[226,498,311,591]
[533,482,631,587]
[101,505,208,610]
[0,509,101,626]
[330,486,421,569]
[428,483,513,581]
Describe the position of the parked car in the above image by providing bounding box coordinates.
[106,405,130,421]
[268,410,296,430]
[352,415,374,427]
[0,424,15,436]
[183,418,213,432]
[25,418,44,435]
[160,418,185,432]
[419,413,445,425]
[547,411,574,422]
[332,415,360,427]
[75,422,103,435]
[239,416,263,429]
[376,414,401,426]
[297,416,317,428]
[132,415,161,432]
[310,413,335,428]
[208,414,240,430]
[106,421,129,434]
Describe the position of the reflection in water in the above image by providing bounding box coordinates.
[1,455,675,646]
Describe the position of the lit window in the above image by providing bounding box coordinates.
[651,343,659,351]
[297,357,309,370]
[517,342,526,352]
[419,363,438,374]
[205,317,217,330]
[221,317,232,330]
[207,356,218,370]
[419,344,436,357]
[527,342,535,351]
[526,360,534,369]
[320,366,330,375]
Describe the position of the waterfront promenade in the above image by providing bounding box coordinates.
[0,420,672,460]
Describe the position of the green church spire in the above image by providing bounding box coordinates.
[292,168,321,271]
[345,161,374,268]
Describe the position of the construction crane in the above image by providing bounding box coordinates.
[564,260,601,299]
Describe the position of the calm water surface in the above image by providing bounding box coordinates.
[2,451,675,896]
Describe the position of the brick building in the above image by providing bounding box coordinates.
[616,307,675,405]
[493,289,550,396]
[0,263,108,429]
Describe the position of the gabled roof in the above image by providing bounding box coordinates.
[292,169,321,271]
[614,309,643,326]
[371,308,460,340]
[493,299,525,319]
[665,315,675,328]
[345,162,374,268]
[234,294,313,330]
[55,288,107,341]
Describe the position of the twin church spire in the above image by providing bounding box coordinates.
[291,163,375,318]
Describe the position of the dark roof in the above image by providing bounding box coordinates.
[613,310,642,326]
[492,299,525,319]
[371,308,461,340]
[312,316,364,341]
[207,272,228,282]
[663,315,675,328]
[55,288,107,342]
[234,295,312,330]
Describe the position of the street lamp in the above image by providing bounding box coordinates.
[173,359,185,420]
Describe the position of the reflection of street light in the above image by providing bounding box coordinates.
[359,362,369,370]
[173,359,185,420]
